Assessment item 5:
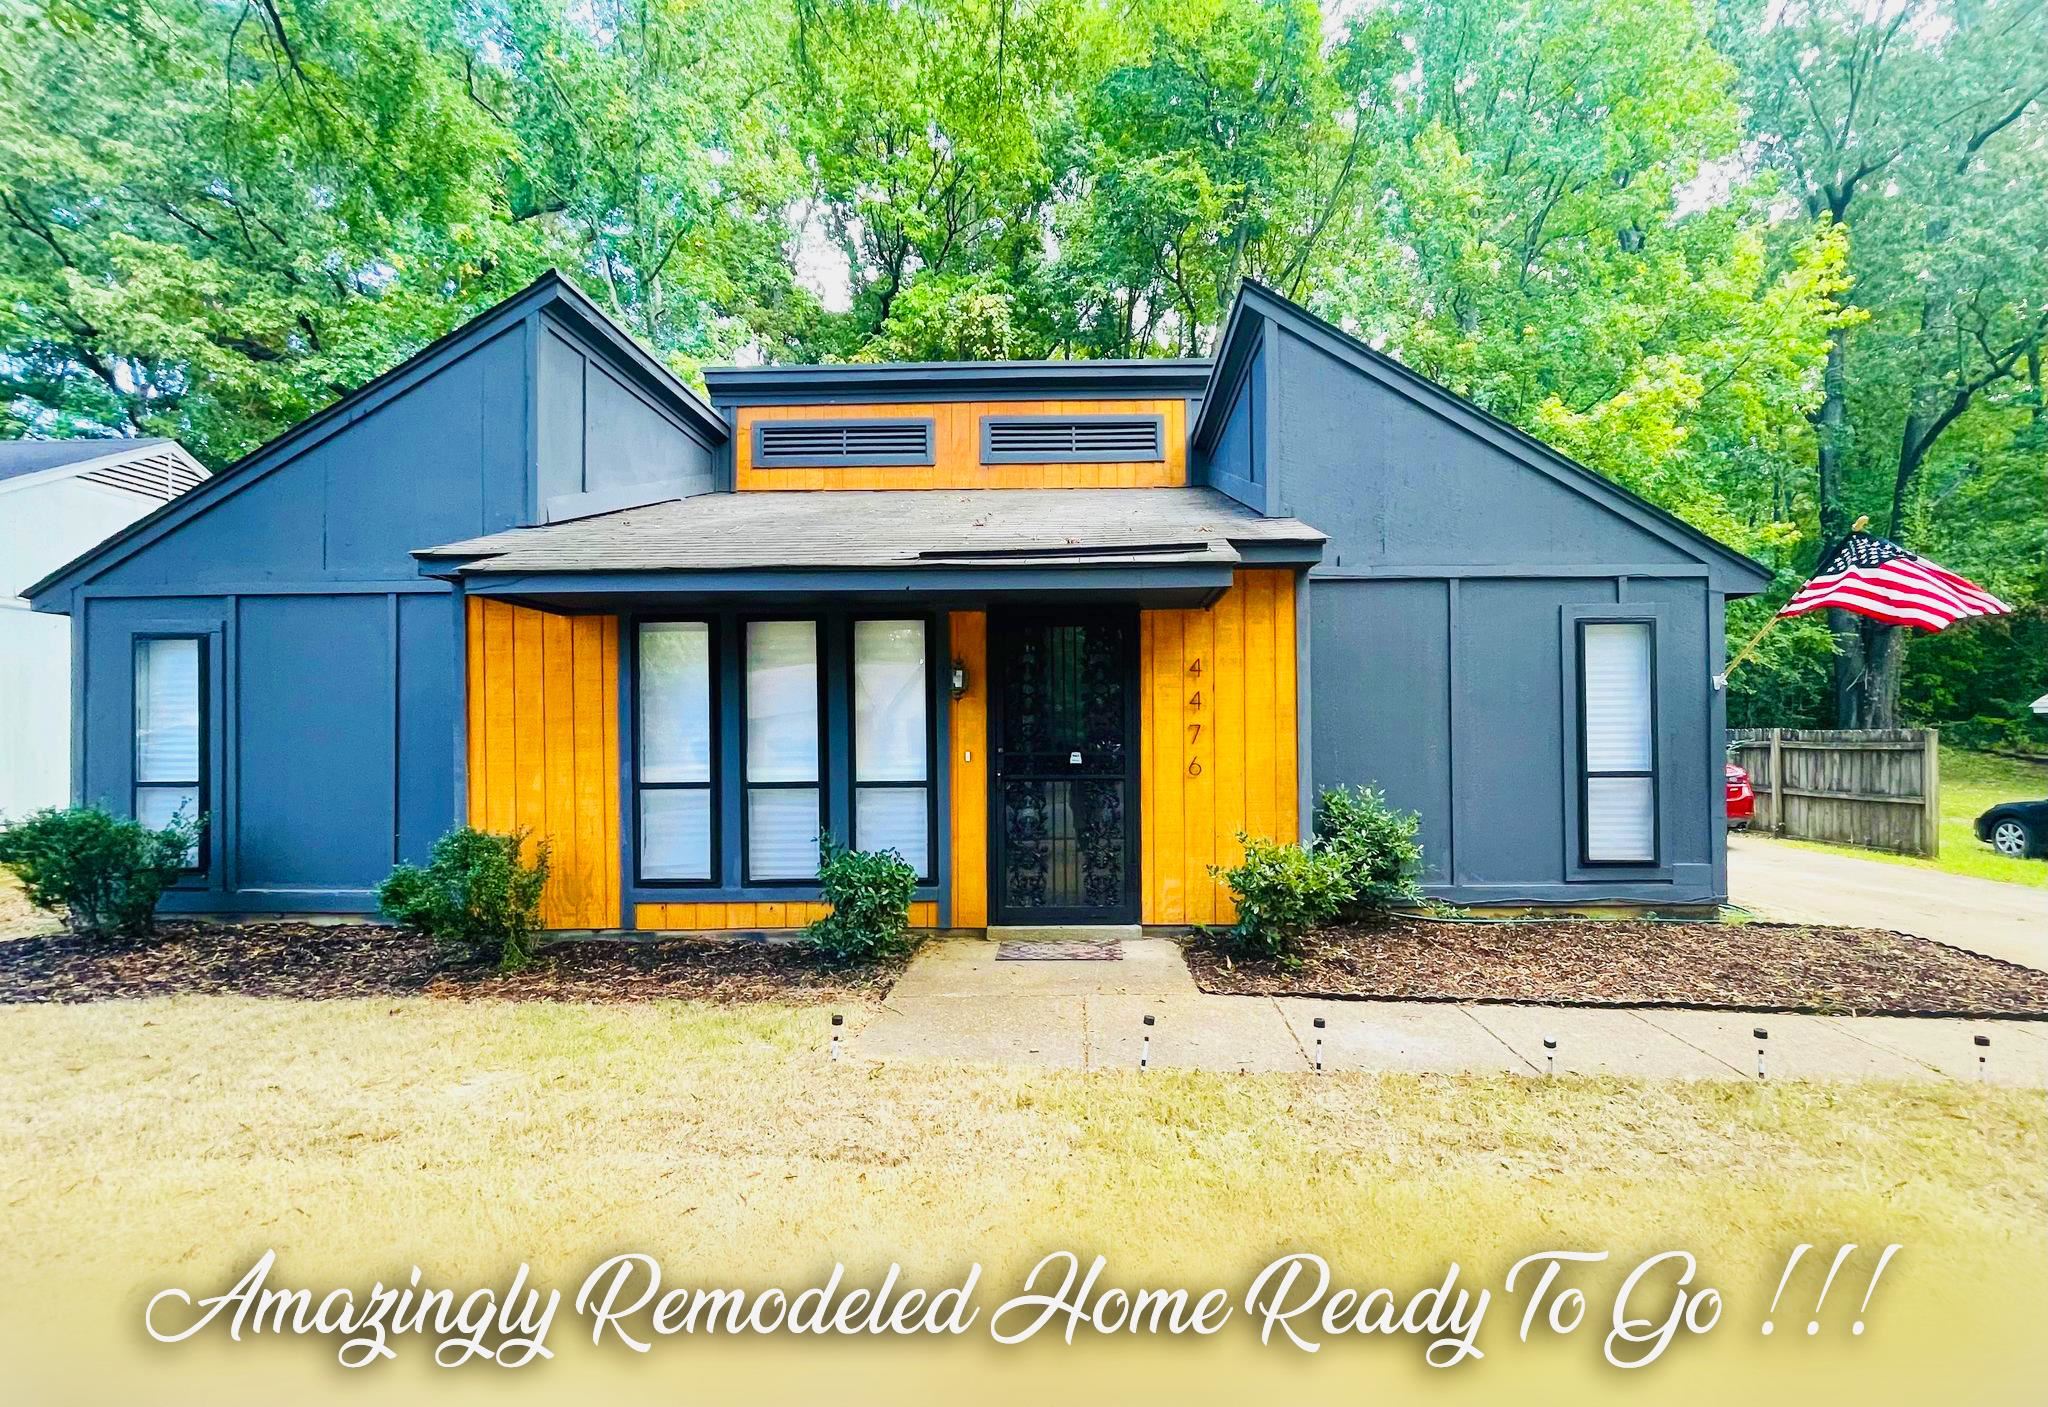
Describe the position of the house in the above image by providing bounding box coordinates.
[23,274,1770,930]
[2,438,207,819]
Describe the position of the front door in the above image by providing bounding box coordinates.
[989,610,1140,924]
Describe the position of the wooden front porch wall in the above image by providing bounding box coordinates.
[1140,568,1299,924]
[734,399,1187,490]
[947,611,991,927]
[634,901,940,931]
[466,597,622,929]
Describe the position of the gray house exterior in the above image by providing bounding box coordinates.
[25,274,1768,930]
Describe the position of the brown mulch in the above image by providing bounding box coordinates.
[1185,917,2048,1018]
[0,921,902,1006]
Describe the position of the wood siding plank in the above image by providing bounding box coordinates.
[948,611,990,928]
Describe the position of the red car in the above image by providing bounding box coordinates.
[1725,762,1755,829]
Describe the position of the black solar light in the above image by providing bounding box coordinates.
[1974,1032,1991,1083]
[830,1012,844,1064]
[1141,1013,1155,1071]
[1754,1027,1769,1081]
[1313,1015,1326,1075]
[1542,1035,1557,1079]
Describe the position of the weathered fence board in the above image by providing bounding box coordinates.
[1728,727,1941,857]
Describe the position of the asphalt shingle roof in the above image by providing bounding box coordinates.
[418,487,1323,574]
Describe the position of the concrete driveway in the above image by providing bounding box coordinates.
[1729,833,2048,971]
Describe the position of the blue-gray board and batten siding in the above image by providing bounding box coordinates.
[1193,283,1767,905]
[29,271,1769,918]
[32,274,723,912]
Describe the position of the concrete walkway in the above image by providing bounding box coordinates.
[853,938,2048,1084]
[1729,832,2048,971]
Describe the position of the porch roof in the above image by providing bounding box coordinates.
[415,487,1325,578]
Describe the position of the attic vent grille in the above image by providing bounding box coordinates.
[754,418,935,468]
[981,414,1166,464]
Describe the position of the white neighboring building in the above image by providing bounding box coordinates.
[1,439,208,819]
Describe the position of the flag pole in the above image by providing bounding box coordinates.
[1722,516,1869,683]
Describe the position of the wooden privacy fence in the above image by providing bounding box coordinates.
[1727,728,1941,857]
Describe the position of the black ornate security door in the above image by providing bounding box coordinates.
[989,612,1140,924]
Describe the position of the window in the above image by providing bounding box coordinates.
[1578,621,1657,864]
[980,413,1165,464]
[853,620,931,877]
[754,419,935,469]
[133,637,203,869]
[744,620,823,880]
[637,622,714,882]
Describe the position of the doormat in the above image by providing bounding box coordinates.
[996,941,1124,962]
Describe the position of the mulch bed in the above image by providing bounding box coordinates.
[0,921,900,1006]
[1185,917,2048,1018]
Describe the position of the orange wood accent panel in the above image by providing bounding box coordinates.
[734,399,1187,491]
[1138,569,1299,924]
[948,611,989,927]
[634,901,939,931]
[466,598,621,929]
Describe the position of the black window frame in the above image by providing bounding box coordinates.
[979,412,1166,464]
[753,418,936,469]
[632,616,721,888]
[738,615,831,886]
[1574,616,1661,869]
[848,616,940,884]
[131,633,208,875]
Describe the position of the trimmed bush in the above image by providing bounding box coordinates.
[1314,785,1424,919]
[1211,834,1351,964]
[377,827,551,971]
[806,835,918,966]
[0,804,203,939]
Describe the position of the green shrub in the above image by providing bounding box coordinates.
[806,834,918,966]
[377,827,550,971]
[1314,785,1424,919]
[0,804,203,939]
[1211,834,1351,964]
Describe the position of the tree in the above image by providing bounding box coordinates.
[1724,0,2048,725]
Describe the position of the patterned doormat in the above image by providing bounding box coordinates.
[996,941,1125,962]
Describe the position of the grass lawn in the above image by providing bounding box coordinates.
[1765,745,2048,886]
[3,992,2045,1403]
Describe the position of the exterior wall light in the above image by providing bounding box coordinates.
[950,659,970,700]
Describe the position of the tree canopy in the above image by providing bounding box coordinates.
[2,0,2042,734]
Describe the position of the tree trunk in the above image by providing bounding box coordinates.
[1812,325,1861,726]
[1859,619,1901,727]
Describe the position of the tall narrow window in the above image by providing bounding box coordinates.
[853,619,930,876]
[745,620,821,880]
[1579,621,1657,864]
[134,636,203,869]
[637,622,713,881]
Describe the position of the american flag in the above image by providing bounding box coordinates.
[1779,532,2011,632]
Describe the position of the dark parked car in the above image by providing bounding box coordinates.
[1975,800,2048,859]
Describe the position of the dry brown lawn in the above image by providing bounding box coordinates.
[2,991,2045,1403]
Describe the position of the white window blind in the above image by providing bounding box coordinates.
[1580,622,1656,863]
[854,620,930,873]
[134,637,202,867]
[746,621,820,878]
[638,622,713,880]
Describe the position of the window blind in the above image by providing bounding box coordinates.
[1580,621,1656,863]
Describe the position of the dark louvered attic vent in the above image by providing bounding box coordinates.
[753,418,935,468]
[980,413,1166,464]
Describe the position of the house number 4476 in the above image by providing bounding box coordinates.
[1186,657,1203,776]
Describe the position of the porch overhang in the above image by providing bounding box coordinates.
[414,486,1325,610]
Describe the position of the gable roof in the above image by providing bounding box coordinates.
[0,437,207,500]
[1194,280,1773,594]
[25,271,723,605]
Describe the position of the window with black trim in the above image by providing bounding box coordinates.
[636,621,715,882]
[852,619,933,879]
[743,620,824,881]
[980,413,1165,464]
[133,636,204,870]
[754,419,935,468]
[1577,620,1658,865]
